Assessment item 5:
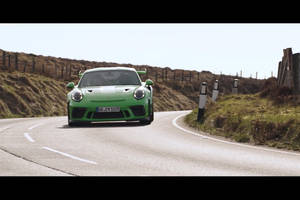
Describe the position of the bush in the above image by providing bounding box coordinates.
[214,115,226,128]
[259,77,295,105]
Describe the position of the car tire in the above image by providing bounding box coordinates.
[67,104,75,126]
[67,103,82,127]
[139,103,153,125]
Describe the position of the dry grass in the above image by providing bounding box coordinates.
[0,71,68,118]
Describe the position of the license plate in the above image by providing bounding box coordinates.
[96,107,120,113]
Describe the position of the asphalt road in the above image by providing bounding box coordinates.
[1,110,300,176]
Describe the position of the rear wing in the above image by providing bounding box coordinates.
[137,69,147,75]
[78,70,84,78]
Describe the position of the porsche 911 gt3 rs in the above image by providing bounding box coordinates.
[66,67,154,126]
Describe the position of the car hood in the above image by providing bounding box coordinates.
[80,85,141,102]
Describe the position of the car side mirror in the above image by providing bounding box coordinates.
[145,79,153,86]
[66,82,75,89]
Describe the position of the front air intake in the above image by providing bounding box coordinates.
[130,105,145,116]
[72,107,87,118]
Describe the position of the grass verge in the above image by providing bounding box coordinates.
[184,93,300,152]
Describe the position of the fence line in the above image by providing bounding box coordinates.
[0,50,229,84]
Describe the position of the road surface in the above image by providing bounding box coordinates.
[1,111,300,176]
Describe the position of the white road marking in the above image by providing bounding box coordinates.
[24,132,35,142]
[42,147,98,165]
[172,113,300,157]
[0,126,11,133]
[28,123,44,130]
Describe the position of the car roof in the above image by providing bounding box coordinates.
[83,67,137,74]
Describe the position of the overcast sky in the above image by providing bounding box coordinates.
[0,23,300,79]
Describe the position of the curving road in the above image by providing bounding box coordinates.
[1,111,300,176]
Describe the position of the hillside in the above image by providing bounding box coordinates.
[0,48,266,118]
[0,71,67,118]
[0,71,197,118]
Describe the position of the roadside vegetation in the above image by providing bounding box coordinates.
[184,78,300,151]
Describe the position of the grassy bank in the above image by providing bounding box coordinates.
[0,71,68,118]
[184,93,300,151]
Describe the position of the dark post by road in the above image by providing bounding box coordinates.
[232,79,238,94]
[190,71,192,82]
[197,82,207,123]
[182,70,184,82]
[212,80,219,102]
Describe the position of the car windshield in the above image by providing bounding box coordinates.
[78,70,141,88]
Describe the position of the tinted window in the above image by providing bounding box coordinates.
[79,70,141,88]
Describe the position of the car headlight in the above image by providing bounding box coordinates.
[71,91,83,102]
[134,89,145,100]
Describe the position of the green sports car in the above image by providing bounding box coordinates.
[66,67,154,126]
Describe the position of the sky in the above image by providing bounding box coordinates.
[0,23,300,79]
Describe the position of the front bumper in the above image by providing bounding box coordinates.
[68,100,151,122]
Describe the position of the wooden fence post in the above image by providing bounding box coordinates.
[173,70,176,81]
[15,53,18,71]
[2,51,6,69]
[55,64,58,78]
[190,71,192,82]
[182,70,184,81]
[23,61,27,73]
[69,64,72,79]
[8,54,11,72]
[165,69,168,81]
[32,57,35,73]
[61,65,64,79]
